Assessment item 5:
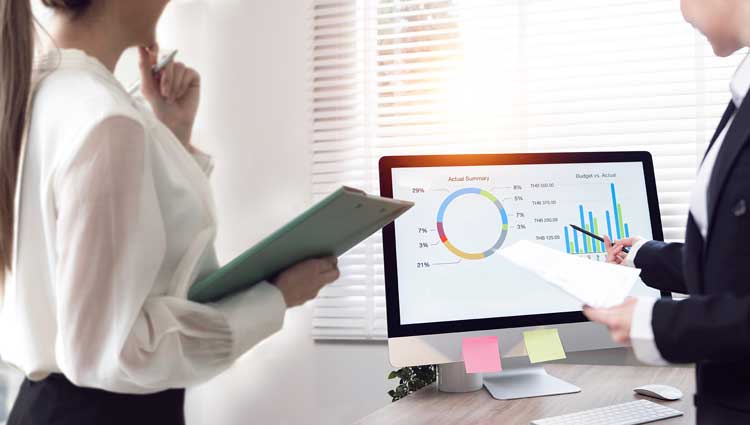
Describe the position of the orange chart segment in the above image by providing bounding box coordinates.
[436,188,509,260]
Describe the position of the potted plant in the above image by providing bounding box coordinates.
[387,365,437,402]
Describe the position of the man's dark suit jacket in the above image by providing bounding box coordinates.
[635,96,750,424]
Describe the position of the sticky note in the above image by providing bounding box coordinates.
[462,336,502,373]
[523,328,567,364]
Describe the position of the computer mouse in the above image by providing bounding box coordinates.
[633,384,683,401]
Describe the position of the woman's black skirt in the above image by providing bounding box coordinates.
[7,373,185,425]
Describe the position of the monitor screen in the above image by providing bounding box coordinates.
[389,158,662,327]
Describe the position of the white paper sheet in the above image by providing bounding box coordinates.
[500,240,642,309]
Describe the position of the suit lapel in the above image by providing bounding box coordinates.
[703,101,736,164]
[706,96,750,239]
[684,216,704,294]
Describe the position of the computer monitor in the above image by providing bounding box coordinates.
[379,152,669,399]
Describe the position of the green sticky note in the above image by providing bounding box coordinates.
[523,328,567,364]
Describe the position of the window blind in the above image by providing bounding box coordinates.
[310,0,744,340]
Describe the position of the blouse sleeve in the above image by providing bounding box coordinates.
[52,115,286,394]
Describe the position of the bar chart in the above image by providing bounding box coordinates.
[563,183,631,255]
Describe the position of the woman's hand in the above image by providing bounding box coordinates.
[272,257,340,308]
[583,297,637,344]
[137,46,200,150]
[603,235,640,265]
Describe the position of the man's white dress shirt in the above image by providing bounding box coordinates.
[0,49,287,394]
[625,53,750,365]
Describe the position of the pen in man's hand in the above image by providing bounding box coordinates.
[569,224,630,254]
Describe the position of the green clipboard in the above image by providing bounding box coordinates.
[188,186,414,303]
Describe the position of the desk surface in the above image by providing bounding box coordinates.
[355,364,695,425]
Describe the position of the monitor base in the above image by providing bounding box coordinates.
[483,366,580,400]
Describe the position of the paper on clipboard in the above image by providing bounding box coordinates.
[500,240,642,309]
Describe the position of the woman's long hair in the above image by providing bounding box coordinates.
[0,0,89,288]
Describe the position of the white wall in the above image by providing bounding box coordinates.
[155,2,395,424]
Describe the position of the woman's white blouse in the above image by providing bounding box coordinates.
[0,49,286,394]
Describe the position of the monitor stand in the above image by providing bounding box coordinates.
[437,362,580,400]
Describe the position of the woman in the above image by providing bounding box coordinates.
[0,1,339,424]
[584,1,750,423]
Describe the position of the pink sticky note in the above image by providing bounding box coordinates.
[462,336,502,373]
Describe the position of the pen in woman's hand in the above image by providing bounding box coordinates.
[127,49,178,95]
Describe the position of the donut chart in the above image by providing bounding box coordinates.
[436,188,509,260]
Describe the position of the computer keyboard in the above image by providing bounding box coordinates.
[530,399,683,425]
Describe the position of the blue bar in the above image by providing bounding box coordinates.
[611,183,621,239]
[588,211,596,253]
[579,205,588,253]
[606,210,613,242]
[564,227,571,253]
[624,223,630,238]
[573,229,580,253]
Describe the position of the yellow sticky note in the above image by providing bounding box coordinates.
[523,328,566,364]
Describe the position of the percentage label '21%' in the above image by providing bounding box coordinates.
[417,262,431,268]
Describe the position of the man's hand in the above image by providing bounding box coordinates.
[603,235,640,265]
[583,297,638,344]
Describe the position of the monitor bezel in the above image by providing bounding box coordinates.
[379,151,669,338]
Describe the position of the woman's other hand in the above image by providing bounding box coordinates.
[603,235,640,265]
[582,297,637,344]
[137,46,200,150]
[272,257,340,308]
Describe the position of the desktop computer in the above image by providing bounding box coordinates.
[378,152,669,400]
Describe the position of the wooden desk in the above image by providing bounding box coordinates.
[355,364,695,425]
